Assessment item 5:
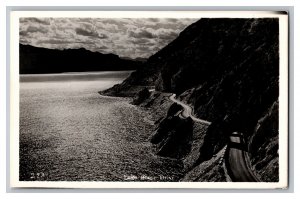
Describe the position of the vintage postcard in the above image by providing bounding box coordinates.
[9,11,288,189]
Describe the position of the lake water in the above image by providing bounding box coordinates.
[19,71,183,181]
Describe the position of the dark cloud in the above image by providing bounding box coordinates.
[19,30,28,36]
[75,27,97,37]
[129,29,155,39]
[36,39,73,45]
[36,39,96,45]
[75,27,108,39]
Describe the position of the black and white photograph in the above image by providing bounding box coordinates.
[10,11,288,188]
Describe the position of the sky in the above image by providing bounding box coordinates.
[19,18,198,59]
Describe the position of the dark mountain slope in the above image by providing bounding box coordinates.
[102,18,280,181]
[19,44,142,74]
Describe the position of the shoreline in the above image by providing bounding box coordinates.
[19,70,133,83]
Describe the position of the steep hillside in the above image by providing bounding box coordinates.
[19,44,142,74]
[102,18,280,182]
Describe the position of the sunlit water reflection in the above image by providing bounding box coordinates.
[19,71,183,181]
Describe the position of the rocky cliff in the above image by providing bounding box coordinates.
[19,44,142,74]
[102,18,280,182]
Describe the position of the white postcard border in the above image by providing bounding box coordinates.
[10,11,289,189]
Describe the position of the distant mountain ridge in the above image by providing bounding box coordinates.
[19,44,143,74]
[120,56,148,63]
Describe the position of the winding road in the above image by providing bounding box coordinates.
[226,132,259,182]
[169,94,211,125]
[168,94,259,182]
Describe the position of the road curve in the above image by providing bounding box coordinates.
[168,94,259,182]
[169,94,211,125]
[225,132,259,182]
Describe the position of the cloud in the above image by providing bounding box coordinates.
[76,27,97,37]
[136,45,152,51]
[36,39,97,45]
[131,38,152,45]
[36,39,72,45]
[19,30,28,36]
[129,29,155,39]
[75,22,108,39]
[20,18,51,25]
[27,25,48,34]
[166,18,178,23]
[98,46,108,49]
[19,17,198,58]
[156,28,179,40]
[148,18,160,23]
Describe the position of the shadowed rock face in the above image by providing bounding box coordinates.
[103,18,280,181]
[132,88,151,105]
[167,103,183,117]
[248,101,279,182]
[19,44,142,74]
[151,116,194,159]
